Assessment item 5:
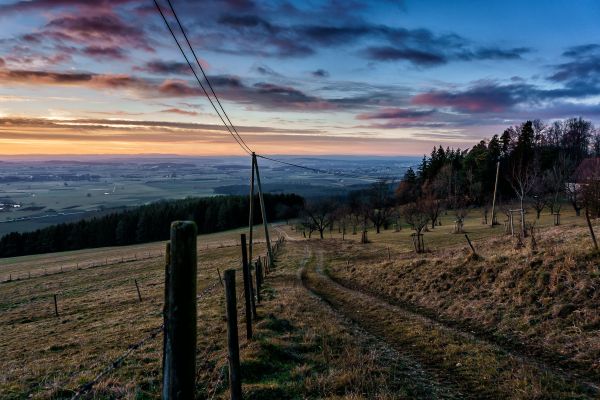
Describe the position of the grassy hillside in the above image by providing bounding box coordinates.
[1,209,598,399]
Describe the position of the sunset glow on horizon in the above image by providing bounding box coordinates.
[1,0,600,156]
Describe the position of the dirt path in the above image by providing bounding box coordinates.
[300,244,599,399]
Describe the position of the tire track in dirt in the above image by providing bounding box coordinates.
[301,245,599,399]
[294,245,465,399]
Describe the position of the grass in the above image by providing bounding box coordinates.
[1,206,598,399]
[0,227,268,399]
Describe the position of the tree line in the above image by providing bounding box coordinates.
[298,117,600,250]
[0,193,303,258]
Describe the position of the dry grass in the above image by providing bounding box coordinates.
[296,210,600,387]
[301,241,598,398]
[0,227,268,399]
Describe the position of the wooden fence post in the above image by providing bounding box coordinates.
[217,267,224,287]
[224,269,242,400]
[134,279,143,302]
[585,210,599,251]
[240,234,253,339]
[255,261,262,304]
[163,221,197,400]
[465,234,477,255]
[53,294,59,317]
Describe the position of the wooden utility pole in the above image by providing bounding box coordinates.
[253,154,274,265]
[240,234,253,339]
[248,154,255,264]
[224,269,242,400]
[490,161,500,226]
[163,221,197,400]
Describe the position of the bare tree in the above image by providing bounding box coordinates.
[367,178,396,233]
[303,199,335,239]
[508,160,536,237]
[544,155,570,223]
[403,203,429,253]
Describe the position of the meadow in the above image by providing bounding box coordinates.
[0,208,598,399]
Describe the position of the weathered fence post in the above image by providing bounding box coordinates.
[217,267,224,287]
[465,234,476,255]
[585,210,598,251]
[134,279,143,302]
[255,261,262,304]
[53,294,59,317]
[224,269,242,400]
[240,234,253,339]
[163,221,197,400]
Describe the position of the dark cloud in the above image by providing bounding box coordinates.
[254,64,282,77]
[364,46,446,66]
[562,44,600,57]
[0,0,137,14]
[411,82,535,113]
[0,66,398,111]
[460,47,531,60]
[82,46,126,60]
[311,69,329,78]
[356,108,434,120]
[364,45,530,66]
[45,14,152,51]
[135,60,191,75]
[548,45,600,95]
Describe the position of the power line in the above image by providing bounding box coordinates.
[164,0,253,155]
[153,0,252,155]
[256,154,420,181]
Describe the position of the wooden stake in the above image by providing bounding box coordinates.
[387,246,391,261]
[240,234,253,339]
[162,221,197,400]
[224,269,242,400]
[216,267,224,287]
[585,210,598,251]
[134,279,142,302]
[253,154,274,266]
[465,234,476,255]
[53,294,59,317]
[255,261,262,303]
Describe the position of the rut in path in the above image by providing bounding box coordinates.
[300,246,599,399]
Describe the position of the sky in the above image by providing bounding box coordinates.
[0,0,599,156]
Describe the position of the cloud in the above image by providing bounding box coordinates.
[254,64,282,77]
[0,66,397,111]
[356,108,435,120]
[410,81,544,113]
[160,108,199,116]
[364,45,531,66]
[82,46,127,60]
[135,60,192,75]
[0,0,137,14]
[363,46,446,66]
[44,14,152,51]
[548,44,600,94]
[311,69,329,78]
[562,44,600,57]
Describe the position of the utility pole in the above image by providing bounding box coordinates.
[253,153,274,265]
[490,161,500,226]
[248,154,255,263]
